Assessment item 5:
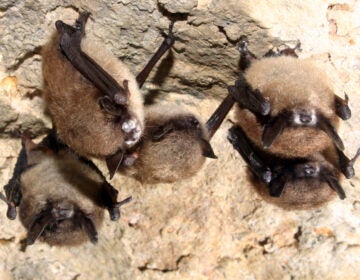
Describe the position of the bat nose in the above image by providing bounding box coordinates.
[299,111,312,124]
[52,206,74,219]
[303,164,315,176]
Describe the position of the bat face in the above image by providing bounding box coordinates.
[228,125,350,210]
[18,139,105,248]
[251,172,338,210]
[42,14,144,159]
[234,56,345,158]
[20,199,102,246]
[122,104,214,183]
[249,147,343,210]
[228,37,355,210]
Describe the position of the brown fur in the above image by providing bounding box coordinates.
[122,104,208,183]
[249,146,341,210]
[235,56,339,158]
[19,149,104,246]
[42,30,144,158]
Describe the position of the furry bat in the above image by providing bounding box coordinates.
[231,36,350,158]
[117,94,235,183]
[1,134,131,250]
[42,11,175,177]
[228,125,360,209]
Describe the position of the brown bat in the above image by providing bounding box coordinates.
[1,133,131,250]
[228,125,360,209]
[42,11,175,177]
[231,36,350,159]
[50,12,236,183]
[118,94,235,183]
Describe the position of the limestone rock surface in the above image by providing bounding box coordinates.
[1,0,360,279]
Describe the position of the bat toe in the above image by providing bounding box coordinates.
[122,119,136,133]
[123,118,142,146]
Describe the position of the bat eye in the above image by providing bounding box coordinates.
[191,118,200,127]
[183,116,200,128]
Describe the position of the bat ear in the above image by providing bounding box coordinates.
[347,147,360,178]
[320,169,346,200]
[24,208,54,250]
[262,114,287,148]
[106,150,125,180]
[22,134,53,166]
[200,139,217,159]
[268,174,288,197]
[335,93,351,120]
[317,114,344,151]
[76,211,98,244]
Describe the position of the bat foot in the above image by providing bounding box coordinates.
[261,168,272,183]
[123,152,138,166]
[236,35,249,54]
[343,166,354,179]
[122,118,142,146]
[108,196,132,221]
[165,20,175,47]
[75,11,90,34]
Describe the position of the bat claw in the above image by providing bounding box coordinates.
[236,35,249,54]
[165,20,175,46]
[262,168,272,183]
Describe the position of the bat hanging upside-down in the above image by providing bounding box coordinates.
[1,133,131,250]
[227,36,359,208]
[42,11,175,178]
[231,36,351,159]
[48,11,237,183]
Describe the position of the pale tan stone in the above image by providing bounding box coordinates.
[0,1,360,279]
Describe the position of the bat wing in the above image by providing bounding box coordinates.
[228,125,272,183]
[262,113,288,149]
[56,12,128,110]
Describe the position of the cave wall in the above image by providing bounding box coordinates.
[0,0,360,279]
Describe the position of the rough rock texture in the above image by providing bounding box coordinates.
[1,0,360,279]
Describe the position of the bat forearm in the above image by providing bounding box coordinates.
[206,93,235,140]
[136,21,175,88]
